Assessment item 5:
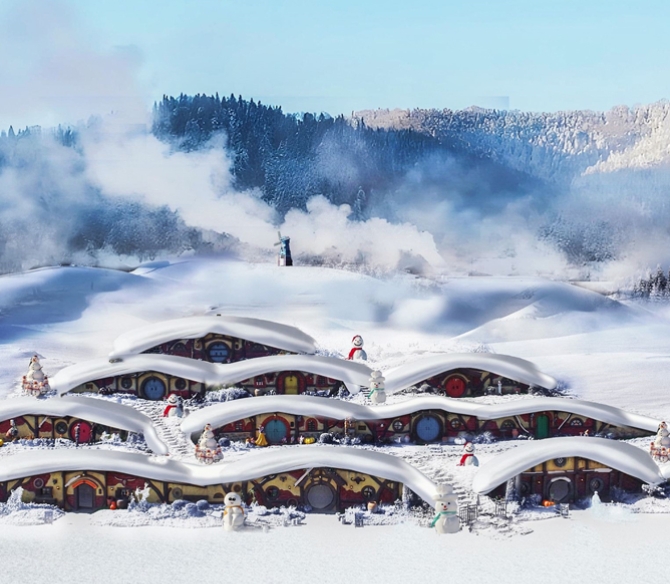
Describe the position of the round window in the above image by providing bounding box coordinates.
[266,486,279,500]
[55,421,68,435]
[361,486,376,500]
[171,487,183,500]
[589,477,604,493]
[501,419,516,430]
[554,457,567,468]
[33,477,45,489]
[392,420,404,432]
[449,418,462,430]
[570,418,584,427]
[120,377,133,390]
[175,378,187,390]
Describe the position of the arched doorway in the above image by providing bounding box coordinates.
[74,482,97,511]
[264,418,289,444]
[305,482,337,512]
[548,477,572,503]
[414,414,442,443]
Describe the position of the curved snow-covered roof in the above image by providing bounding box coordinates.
[0,396,167,455]
[180,395,659,436]
[472,437,665,494]
[383,354,557,394]
[109,316,317,359]
[52,355,373,397]
[0,447,438,507]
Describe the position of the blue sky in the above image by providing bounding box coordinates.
[1,0,669,127]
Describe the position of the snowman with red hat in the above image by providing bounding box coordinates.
[347,335,367,361]
[457,442,479,466]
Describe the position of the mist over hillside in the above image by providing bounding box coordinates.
[3,95,670,279]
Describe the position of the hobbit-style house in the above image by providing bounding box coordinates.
[0,448,437,513]
[0,397,167,454]
[108,315,317,363]
[383,354,558,397]
[51,355,372,400]
[180,395,657,446]
[472,437,666,504]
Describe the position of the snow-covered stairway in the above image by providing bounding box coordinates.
[133,401,194,459]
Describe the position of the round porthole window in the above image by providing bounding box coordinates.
[175,378,187,391]
[33,478,44,489]
[554,458,567,468]
[171,487,183,500]
[120,377,133,390]
[266,486,279,500]
[589,477,604,493]
[55,421,68,435]
[361,486,376,500]
[392,420,404,432]
[449,418,462,430]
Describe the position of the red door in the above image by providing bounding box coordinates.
[70,421,93,444]
[445,376,466,397]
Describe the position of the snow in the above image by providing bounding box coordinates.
[472,437,665,494]
[51,354,373,396]
[383,353,558,393]
[0,395,168,455]
[181,394,659,437]
[2,257,670,579]
[0,447,438,506]
[108,315,318,359]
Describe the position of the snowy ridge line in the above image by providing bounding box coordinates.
[179,394,660,436]
[383,354,557,393]
[472,437,665,494]
[51,354,373,397]
[109,315,318,359]
[0,447,438,507]
[0,396,168,455]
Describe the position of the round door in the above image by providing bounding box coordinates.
[415,415,442,443]
[445,376,466,397]
[207,342,230,363]
[306,483,335,511]
[548,478,571,503]
[70,421,93,443]
[264,419,288,444]
[141,376,167,400]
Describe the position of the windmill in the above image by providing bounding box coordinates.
[274,231,293,267]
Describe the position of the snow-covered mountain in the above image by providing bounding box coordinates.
[353,101,670,182]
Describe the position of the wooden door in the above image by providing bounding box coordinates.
[75,483,96,510]
[283,375,299,395]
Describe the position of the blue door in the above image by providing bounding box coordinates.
[207,342,230,363]
[141,376,167,400]
[264,419,288,444]
[415,415,441,443]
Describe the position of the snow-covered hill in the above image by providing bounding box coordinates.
[354,101,670,181]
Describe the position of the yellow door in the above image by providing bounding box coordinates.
[284,375,299,394]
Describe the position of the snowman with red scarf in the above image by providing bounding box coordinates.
[457,442,479,466]
[162,394,184,418]
[347,335,367,361]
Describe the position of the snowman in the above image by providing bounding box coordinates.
[195,423,223,464]
[222,492,246,531]
[367,370,386,404]
[430,484,459,534]
[654,421,670,448]
[457,442,479,466]
[162,394,184,418]
[347,335,367,361]
[22,355,50,397]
